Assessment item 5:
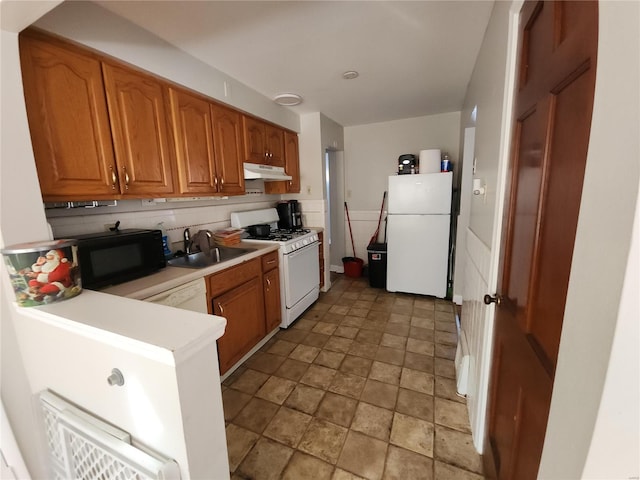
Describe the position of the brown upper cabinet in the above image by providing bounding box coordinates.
[243,116,285,168]
[20,29,298,202]
[265,131,301,194]
[20,31,175,201]
[210,103,246,195]
[168,88,245,196]
[102,63,175,197]
[19,32,119,201]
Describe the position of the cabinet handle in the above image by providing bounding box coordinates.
[220,177,224,186]
[214,176,219,188]
[266,278,271,288]
[109,166,117,190]
[123,166,130,190]
[266,259,276,265]
[218,303,224,314]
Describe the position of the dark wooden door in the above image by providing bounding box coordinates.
[486,2,598,479]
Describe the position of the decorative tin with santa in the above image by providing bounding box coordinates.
[1,239,82,307]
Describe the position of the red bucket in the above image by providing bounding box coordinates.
[342,257,363,278]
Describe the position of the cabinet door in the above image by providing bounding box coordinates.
[168,88,218,194]
[211,104,245,195]
[214,278,266,374]
[102,63,175,196]
[242,116,267,164]
[263,268,282,332]
[265,130,300,194]
[265,125,285,167]
[284,131,301,192]
[19,33,118,201]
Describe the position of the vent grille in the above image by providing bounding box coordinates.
[39,391,180,480]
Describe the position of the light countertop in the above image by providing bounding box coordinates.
[100,241,279,300]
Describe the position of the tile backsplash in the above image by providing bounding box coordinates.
[47,199,275,246]
[47,198,328,248]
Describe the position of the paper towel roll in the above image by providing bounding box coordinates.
[419,149,441,173]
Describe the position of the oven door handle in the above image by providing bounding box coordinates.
[285,241,318,258]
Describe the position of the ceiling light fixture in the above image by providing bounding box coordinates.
[273,93,303,106]
[342,70,359,80]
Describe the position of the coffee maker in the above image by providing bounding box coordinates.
[277,200,303,230]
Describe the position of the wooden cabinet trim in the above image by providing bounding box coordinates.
[261,251,279,272]
[207,258,261,298]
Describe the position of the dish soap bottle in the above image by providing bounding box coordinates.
[157,222,172,259]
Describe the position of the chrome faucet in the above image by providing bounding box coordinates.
[183,228,192,254]
[203,230,213,253]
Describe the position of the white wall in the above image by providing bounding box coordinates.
[1,22,59,478]
[344,113,461,211]
[460,0,514,248]
[342,113,461,263]
[452,127,476,304]
[456,0,517,452]
[34,1,298,132]
[296,112,345,288]
[582,184,639,479]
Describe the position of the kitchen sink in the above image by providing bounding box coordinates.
[167,246,256,269]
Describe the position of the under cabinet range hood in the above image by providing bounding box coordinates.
[244,162,292,181]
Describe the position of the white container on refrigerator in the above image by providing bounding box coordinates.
[386,172,452,297]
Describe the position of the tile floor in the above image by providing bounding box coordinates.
[222,274,484,480]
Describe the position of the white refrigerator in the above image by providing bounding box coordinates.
[386,172,452,297]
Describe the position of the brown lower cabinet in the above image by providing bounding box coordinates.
[262,251,282,332]
[207,252,280,375]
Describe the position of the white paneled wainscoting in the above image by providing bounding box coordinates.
[460,227,493,453]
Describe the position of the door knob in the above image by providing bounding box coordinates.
[484,294,502,306]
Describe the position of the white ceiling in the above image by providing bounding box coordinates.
[95,1,494,127]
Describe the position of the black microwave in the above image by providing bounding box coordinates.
[71,229,166,289]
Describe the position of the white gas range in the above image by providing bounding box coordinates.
[231,208,320,328]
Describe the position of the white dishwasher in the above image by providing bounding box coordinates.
[143,277,208,313]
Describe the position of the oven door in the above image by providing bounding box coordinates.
[282,242,319,308]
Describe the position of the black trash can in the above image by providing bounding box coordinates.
[367,242,387,288]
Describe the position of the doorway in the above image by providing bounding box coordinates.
[325,150,345,275]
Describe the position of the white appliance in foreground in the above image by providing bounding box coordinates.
[143,278,208,313]
[386,172,452,297]
[231,208,320,328]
